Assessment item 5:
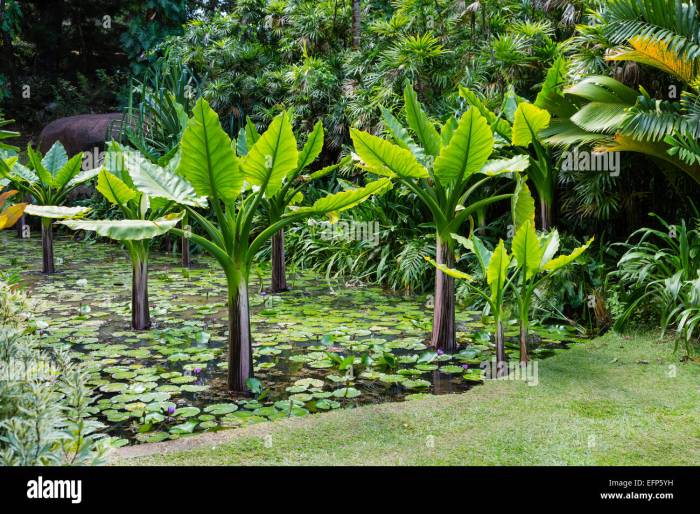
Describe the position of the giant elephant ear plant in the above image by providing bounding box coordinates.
[0,142,98,273]
[237,117,348,292]
[169,98,391,392]
[59,144,191,330]
[350,83,529,352]
[509,178,593,363]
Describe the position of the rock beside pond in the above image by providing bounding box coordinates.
[38,113,123,155]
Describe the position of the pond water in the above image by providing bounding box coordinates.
[0,231,585,445]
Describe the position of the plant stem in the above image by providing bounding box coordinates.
[227,267,253,392]
[131,257,151,330]
[41,217,54,274]
[270,228,288,292]
[431,235,456,352]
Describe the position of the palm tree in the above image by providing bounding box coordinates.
[543,0,700,181]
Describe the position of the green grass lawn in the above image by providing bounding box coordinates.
[114,332,700,466]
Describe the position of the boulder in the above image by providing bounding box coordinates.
[38,113,123,156]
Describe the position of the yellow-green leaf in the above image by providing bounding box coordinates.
[24,205,91,219]
[487,240,510,302]
[425,256,473,281]
[512,103,551,147]
[404,84,442,156]
[297,121,324,171]
[59,212,184,241]
[543,237,593,272]
[433,108,493,185]
[511,178,535,229]
[178,98,242,203]
[350,129,428,179]
[97,169,137,206]
[512,220,542,279]
[241,111,298,196]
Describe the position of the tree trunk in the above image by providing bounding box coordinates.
[227,275,253,392]
[431,237,456,352]
[519,318,529,364]
[352,0,361,49]
[270,229,288,292]
[41,218,54,274]
[495,318,508,377]
[131,259,151,330]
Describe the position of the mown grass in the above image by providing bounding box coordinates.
[114,332,700,466]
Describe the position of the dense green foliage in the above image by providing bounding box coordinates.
[0,275,109,465]
[2,1,700,462]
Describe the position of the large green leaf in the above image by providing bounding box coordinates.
[306,156,350,181]
[24,205,91,219]
[425,257,473,281]
[380,106,426,162]
[97,169,137,206]
[512,103,551,147]
[0,158,38,183]
[512,220,543,279]
[59,212,184,241]
[565,76,638,104]
[452,233,492,277]
[293,178,392,220]
[54,153,84,189]
[297,121,324,171]
[511,178,535,229]
[241,111,298,195]
[41,142,68,174]
[127,155,207,208]
[534,57,576,118]
[403,84,442,156]
[67,167,100,188]
[433,108,493,185]
[486,240,510,302]
[458,85,512,139]
[178,98,242,203]
[350,129,429,179]
[479,155,530,176]
[539,230,560,268]
[543,237,593,272]
[569,102,629,134]
[27,146,54,186]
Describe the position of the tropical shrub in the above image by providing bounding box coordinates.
[59,144,189,330]
[239,117,345,292]
[614,212,700,352]
[0,278,109,465]
[0,142,97,273]
[351,84,528,351]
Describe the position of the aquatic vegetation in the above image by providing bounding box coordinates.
[0,231,583,446]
